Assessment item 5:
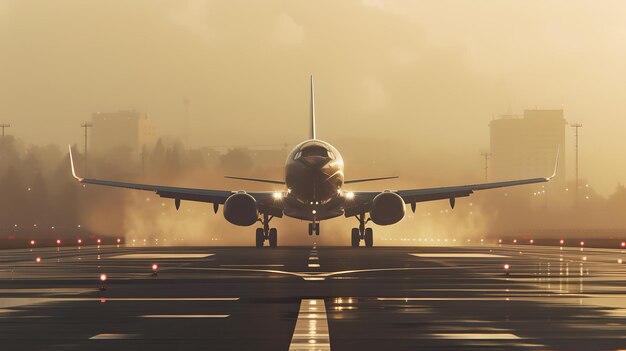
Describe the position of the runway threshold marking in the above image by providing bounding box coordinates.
[289,299,331,351]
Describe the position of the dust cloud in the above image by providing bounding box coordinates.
[0,1,625,245]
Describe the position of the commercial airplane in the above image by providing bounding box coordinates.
[69,76,558,247]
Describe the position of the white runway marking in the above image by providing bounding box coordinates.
[309,257,319,260]
[289,299,331,350]
[90,333,139,340]
[220,264,284,267]
[140,314,229,318]
[110,253,213,259]
[411,253,508,258]
[431,333,520,340]
[308,263,320,268]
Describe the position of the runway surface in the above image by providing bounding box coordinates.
[1,243,626,350]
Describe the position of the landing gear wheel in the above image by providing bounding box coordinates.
[308,223,314,236]
[315,223,320,236]
[351,228,360,247]
[255,228,264,247]
[269,228,278,247]
[364,227,373,247]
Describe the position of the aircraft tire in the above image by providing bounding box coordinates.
[255,228,264,247]
[364,228,373,247]
[351,228,360,247]
[269,228,278,247]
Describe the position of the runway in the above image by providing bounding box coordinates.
[1,244,626,350]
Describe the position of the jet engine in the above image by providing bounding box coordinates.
[223,192,258,226]
[370,191,405,225]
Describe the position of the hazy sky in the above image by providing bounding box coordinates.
[1,0,625,195]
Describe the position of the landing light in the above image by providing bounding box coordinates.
[345,192,355,199]
[272,192,282,200]
[312,210,317,214]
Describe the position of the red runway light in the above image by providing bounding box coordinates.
[580,241,585,246]
[97,239,101,244]
[530,239,534,244]
[116,238,121,243]
[77,239,82,244]
[56,239,61,245]
[504,264,510,270]
[100,274,107,282]
[152,264,158,271]
[621,242,625,247]
[30,240,35,245]
[35,257,41,263]
[560,239,564,245]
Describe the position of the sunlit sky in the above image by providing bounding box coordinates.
[1,0,625,195]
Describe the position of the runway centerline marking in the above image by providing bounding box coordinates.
[410,253,509,258]
[289,299,331,350]
[308,263,320,268]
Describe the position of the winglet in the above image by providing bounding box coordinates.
[68,145,84,182]
[310,75,316,140]
[547,145,560,180]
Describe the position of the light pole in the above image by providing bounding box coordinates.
[481,152,491,181]
[81,122,93,175]
[570,123,582,207]
[0,123,10,136]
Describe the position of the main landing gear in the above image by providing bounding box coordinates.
[255,214,277,247]
[351,213,373,248]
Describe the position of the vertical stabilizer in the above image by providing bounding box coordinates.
[310,75,317,140]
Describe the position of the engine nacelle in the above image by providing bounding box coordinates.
[223,192,258,226]
[370,191,405,225]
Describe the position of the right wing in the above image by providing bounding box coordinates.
[69,145,283,216]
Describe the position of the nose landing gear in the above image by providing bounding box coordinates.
[308,222,320,236]
[351,213,373,247]
[255,214,278,247]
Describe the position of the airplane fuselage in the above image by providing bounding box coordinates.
[283,139,345,221]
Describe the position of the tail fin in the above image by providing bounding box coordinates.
[310,75,316,140]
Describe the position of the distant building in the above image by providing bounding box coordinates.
[489,109,565,184]
[91,110,157,159]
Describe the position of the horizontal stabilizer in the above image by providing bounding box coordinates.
[224,176,285,185]
[344,176,398,184]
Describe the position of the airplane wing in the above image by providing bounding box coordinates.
[68,146,283,216]
[344,149,559,217]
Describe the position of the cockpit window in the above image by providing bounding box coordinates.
[327,150,335,159]
[294,151,302,160]
[300,145,328,158]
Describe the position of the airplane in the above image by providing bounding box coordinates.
[69,76,558,248]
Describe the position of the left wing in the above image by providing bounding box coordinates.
[69,145,283,216]
[344,149,558,216]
